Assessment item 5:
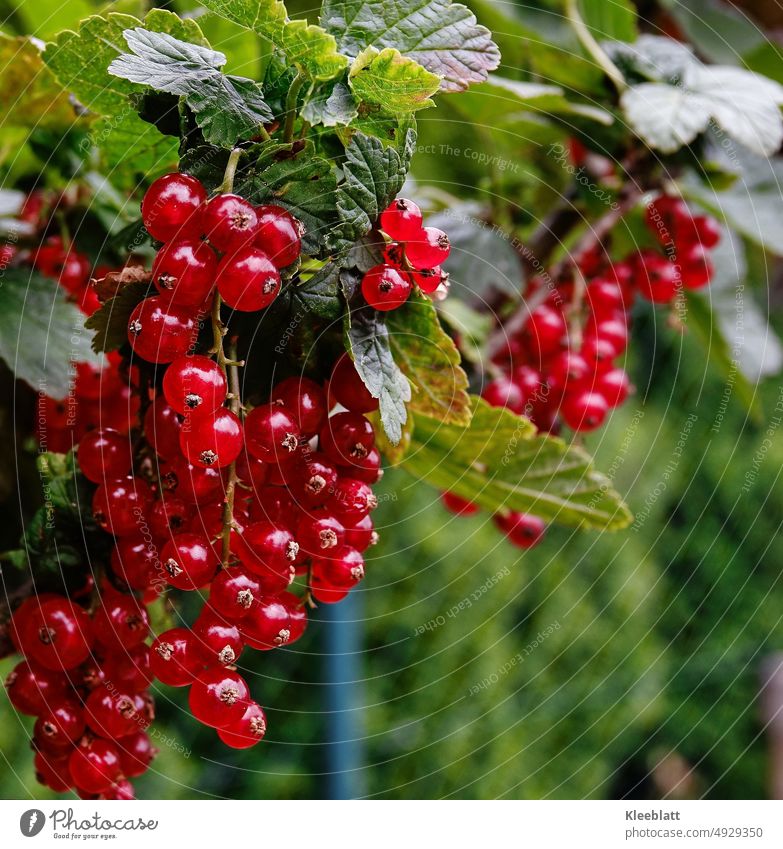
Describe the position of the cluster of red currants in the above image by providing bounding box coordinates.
[5,591,156,799]
[361,198,451,311]
[439,194,721,550]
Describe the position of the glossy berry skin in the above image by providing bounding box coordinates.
[193,609,244,666]
[143,400,183,460]
[280,592,308,643]
[319,412,375,465]
[338,445,382,485]
[24,598,93,671]
[84,686,142,739]
[330,353,378,413]
[680,242,713,290]
[290,452,338,508]
[77,428,130,484]
[34,700,85,750]
[245,403,301,463]
[127,296,197,364]
[271,377,327,438]
[150,628,203,687]
[152,240,217,307]
[361,264,412,311]
[163,355,227,416]
[161,533,219,590]
[329,478,377,523]
[405,227,450,268]
[635,251,681,303]
[141,173,206,243]
[118,732,157,778]
[344,513,377,552]
[34,751,73,793]
[101,644,153,693]
[69,738,122,794]
[148,495,189,540]
[255,204,302,268]
[587,318,628,358]
[411,266,446,294]
[92,596,150,649]
[189,667,250,728]
[241,597,291,650]
[546,351,591,398]
[210,567,260,622]
[311,546,365,603]
[693,214,721,249]
[296,510,345,557]
[237,522,299,579]
[380,198,423,241]
[5,660,67,716]
[523,305,567,359]
[179,409,243,469]
[202,194,259,251]
[597,368,631,408]
[165,458,224,505]
[441,491,480,516]
[216,246,281,312]
[560,390,609,432]
[218,701,267,749]
[111,538,157,590]
[493,512,546,549]
[93,476,150,536]
[481,377,526,414]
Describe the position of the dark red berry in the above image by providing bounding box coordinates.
[127,296,197,364]
[216,246,281,311]
[93,476,151,536]
[441,492,480,516]
[270,376,328,438]
[24,598,93,671]
[380,198,423,241]
[254,204,302,268]
[210,567,260,622]
[152,239,217,307]
[77,428,131,484]
[163,355,227,416]
[69,738,122,794]
[319,412,375,465]
[92,596,150,649]
[361,264,412,311]
[144,400,183,460]
[245,403,301,463]
[189,667,250,728]
[241,596,291,650]
[202,194,259,252]
[179,409,243,469]
[141,173,206,243]
[330,353,378,413]
[493,512,546,549]
[161,533,219,590]
[217,701,267,749]
[150,628,203,687]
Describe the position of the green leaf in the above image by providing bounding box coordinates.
[301,81,358,126]
[0,270,100,398]
[577,0,637,43]
[346,306,411,444]
[94,110,180,187]
[400,397,633,529]
[349,46,440,112]
[619,46,783,156]
[604,34,696,83]
[108,27,272,147]
[321,0,500,92]
[387,292,471,426]
[200,0,348,81]
[84,281,151,354]
[334,131,411,246]
[291,263,343,321]
[666,0,765,66]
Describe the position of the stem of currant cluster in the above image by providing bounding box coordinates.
[283,71,305,143]
[564,0,627,94]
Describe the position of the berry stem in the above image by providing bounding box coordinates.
[564,0,627,94]
[217,148,243,196]
[568,268,587,350]
[283,72,305,143]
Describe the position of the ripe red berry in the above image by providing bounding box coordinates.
[209,566,260,621]
[69,738,122,794]
[296,510,345,557]
[24,598,93,671]
[245,403,301,463]
[92,596,150,649]
[290,451,338,508]
[311,546,365,603]
[34,751,73,793]
[148,495,189,540]
[560,390,609,432]
[270,376,328,438]
[152,239,217,306]
[338,444,382,484]
[163,355,227,416]
[330,354,378,413]
[405,226,450,268]
[150,628,203,687]
[692,214,721,249]
[361,264,412,311]
[34,700,85,750]
[380,198,423,241]
[144,400,183,460]
[635,251,681,303]
[216,246,281,311]
[84,686,143,739]
[161,533,219,590]
[329,478,377,523]
[481,377,526,414]
[493,512,546,549]
[189,667,250,728]
[680,242,713,289]
[141,173,206,243]
[93,476,150,536]
[343,513,377,552]
[441,492,480,516]
[111,538,158,590]
[597,367,631,408]
[217,701,267,749]
[237,521,299,579]
[101,644,153,693]
[203,194,259,251]
[319,412,375,465]
[77,428,131,484]
[255,204,302,268]
[546,351,591,398]
[5,660,67,716]
[127,296,197,363]
[179,409,243,469]
[118,732,157,778]
[165,458,224,504]
[193,608,244,667]
[524,305,567,359]
[241,596,291,650]
[410,266,446,294]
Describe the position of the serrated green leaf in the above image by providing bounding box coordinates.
[387,293,471,426]
[108,27,272,147]
[400,397,632,529]
[95,110,180,187]
[84,281,152,354]
[302,80,358,127]
[577,0,637,43]
[321,0,500,92]
[0,270,100,399]
[200,0,348,81]
[291,264,343,320]
[346,306,411,444]
[349,46,440,113]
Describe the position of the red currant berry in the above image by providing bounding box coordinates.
[180,409,243,469]
[241,596,291,650]
[24,598,93,671]
[635,251,681,303]
[692,214,721,249]
[165,458,225,504]
[151,628,203,687]
[118,731,157,778]
[296,510,345,557]
[248,486,296,526]
[193,609,244,666]
[101,644,153,693]
[586,278,627,318]
[411,266,446,294]
[245,403,301,463]
[405,226,450,268]
[523,305,567,359]
[596,367,630,408]
[311,546,365,603]
[210,566,260,622]
[111,538,158,590]
[280,592,308,643]
[148,495,189,540]
[217,701,267,749]
[586,318,628,357]
[34,751,73,792]
[560,390,609,432]
[680,242,713,289]
[92,596,150,649]
[163,355,227,416]
[93,475,150,536]
[255,204,302,268]
[380,198,423,241]
[127,296,197,364]
[329,478,377,523]
[338,444,383,485]
[291,451,338,508]
[319,412,375,465]
[361,264,412,311]
[84,685,143,739]
[34,700,85,750]
[189,667,250,728]
[481,377,526,414]
[5,660,67,716]
[69,738,122,794]
[144,400,183,460]
[493,512,546,549]
[202,194,259,251]
[141,173,206,243]
[77,428,131,484]
[152,239,217,307]
[546,351,591,398]
[343,513,378,552]
[236,521,299,579]
[161,533,219,590]
[216,246,281,311]
[271,376,328,438]
[330,353,378,413]
[441,491,480,516]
